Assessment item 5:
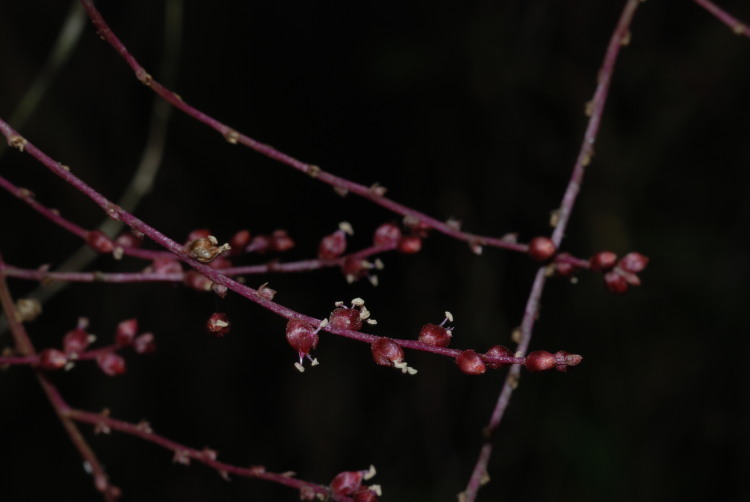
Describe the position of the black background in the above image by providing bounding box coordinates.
[1,1,750,501]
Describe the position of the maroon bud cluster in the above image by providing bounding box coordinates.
[525,350,583,372]
[87,230,115,254]
[206,312,231,337]
[590,251,649,294]
[528,236,556,262]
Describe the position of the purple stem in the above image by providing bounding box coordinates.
[77,0,533,256]
[694,0,750,37]
[462,1,642,500]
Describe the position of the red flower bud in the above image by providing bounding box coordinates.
[373,223,401,247]
[456,350,486,375]
[604,270,629,294]
[286,320,319,359]
[528,236,556,262]
[589,251,618,271]
[38,348,67,370]
[329,307,363,331]
[97,352,126,376]
[115,319,138,347]
[525,350,556,372]
[229,229,252,255]
[418,324,451,347]
[270,229,295,252]
[318,231,347,260]
[619,252,649,273]
[331,470,364,497]
[133,332,156,354]
[397,236,422,254]
[371,338,404,367]
[63,329,90,355]
[87,230,114,254]
[115,232,141,249]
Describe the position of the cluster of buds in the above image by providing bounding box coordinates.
[590,251,649,294]
[36,317,155,376]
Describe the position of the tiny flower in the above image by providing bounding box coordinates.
[229,229,252,255]
[184,271,213,292]
[418,313,454,347]
[331,470,364,497]
[270,229,295,252]
[206,313,231,337]
[115,232,141,249]
[318,228,348,260]
[604,270,629,294]
[150,257,183,274]
[371,338,404,367]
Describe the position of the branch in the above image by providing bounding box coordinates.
[694,0,750,37]
[461,1,643,500]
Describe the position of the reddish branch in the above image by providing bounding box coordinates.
[694,0,750,37]
[461,1,643,501]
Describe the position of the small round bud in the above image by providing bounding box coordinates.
[618,252,649,273]
[589,251,618,271]
[206,313,231,337]
[341,256,369,283]
[318,231,347,260]
[329,307,363,331]
[286,319,319,358]
[115,319,138,347]
[604,271,629,294]
[418,324,451,347]
[38,348,67,370]
[87,230,114,254]
[484,345,513,369]
[97,352,126,376]
[63,329,90,355]
[229,229,252,255]
[133,332,156,354]
[456,350,486,375]
[373,223,401,247]
[528,237,556,262]
[553,252,577,278]
[184,271,213,291]
[371,338,404,367]
[397,236,422,254]
[354,488,380,502]
[525,350,556,372]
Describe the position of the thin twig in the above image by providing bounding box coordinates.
[694,0,750,37]
[461,1,643,500]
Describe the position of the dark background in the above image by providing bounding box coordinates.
[1,1,749,501]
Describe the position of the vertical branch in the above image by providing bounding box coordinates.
[0,252,120,501]
[461,1,642,500]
